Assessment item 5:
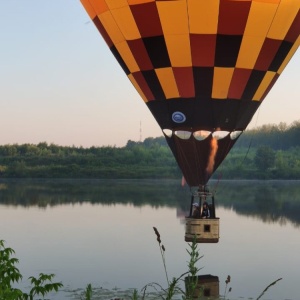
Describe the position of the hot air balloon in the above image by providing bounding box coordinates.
[80,0,300,242]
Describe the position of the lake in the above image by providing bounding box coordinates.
[0,179,299,299]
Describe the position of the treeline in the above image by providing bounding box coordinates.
[0,140,179,179]
[0,121,299,180]
[235,120,300,150]
[217,121,300,180]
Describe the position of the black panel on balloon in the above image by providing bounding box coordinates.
[110,46,130,75]
[242,70,266,100]
[269,41,293,72]
[215,35,243,67]
[193,67,214,99]
[143,36,171,69]
[142,70,166,100]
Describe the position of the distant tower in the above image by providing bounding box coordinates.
[139,120,142,142]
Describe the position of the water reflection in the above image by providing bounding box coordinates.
[185,274,220,299]
[0,180,299,300]
[216,180,300,227]
[1,179,300,227]
[0,179,186,208]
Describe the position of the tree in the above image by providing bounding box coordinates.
[254,146,276,172]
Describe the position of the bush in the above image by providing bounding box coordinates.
[0,240,63,300]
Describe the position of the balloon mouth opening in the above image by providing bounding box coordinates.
[163,129,242,141]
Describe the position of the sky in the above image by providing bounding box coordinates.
[0,0,299,148]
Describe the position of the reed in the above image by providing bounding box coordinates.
[1,237,283,299]
[223,275,232,299]
[136,228,203,300]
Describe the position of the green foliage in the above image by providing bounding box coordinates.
[0,121,300,180]
[22,273,63,300]
[0,240,24,300]
[0,240,63,300]
[137,229,281,300]
[81,284,92,300]
[236,121,300,150]
[0,140,179,180]
[186,237,203,277]
[131,288,138,300]
[0,233,284,300]
[184,236,203,300]
[139,229,204,300]
[254,146,276,172]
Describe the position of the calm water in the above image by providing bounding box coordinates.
[0,179,299,300]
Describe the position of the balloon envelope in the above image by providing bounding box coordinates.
[81,0,300,186]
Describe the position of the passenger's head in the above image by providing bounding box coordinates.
[192,203,199,209]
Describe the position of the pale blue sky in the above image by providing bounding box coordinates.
[0,1,299,147]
